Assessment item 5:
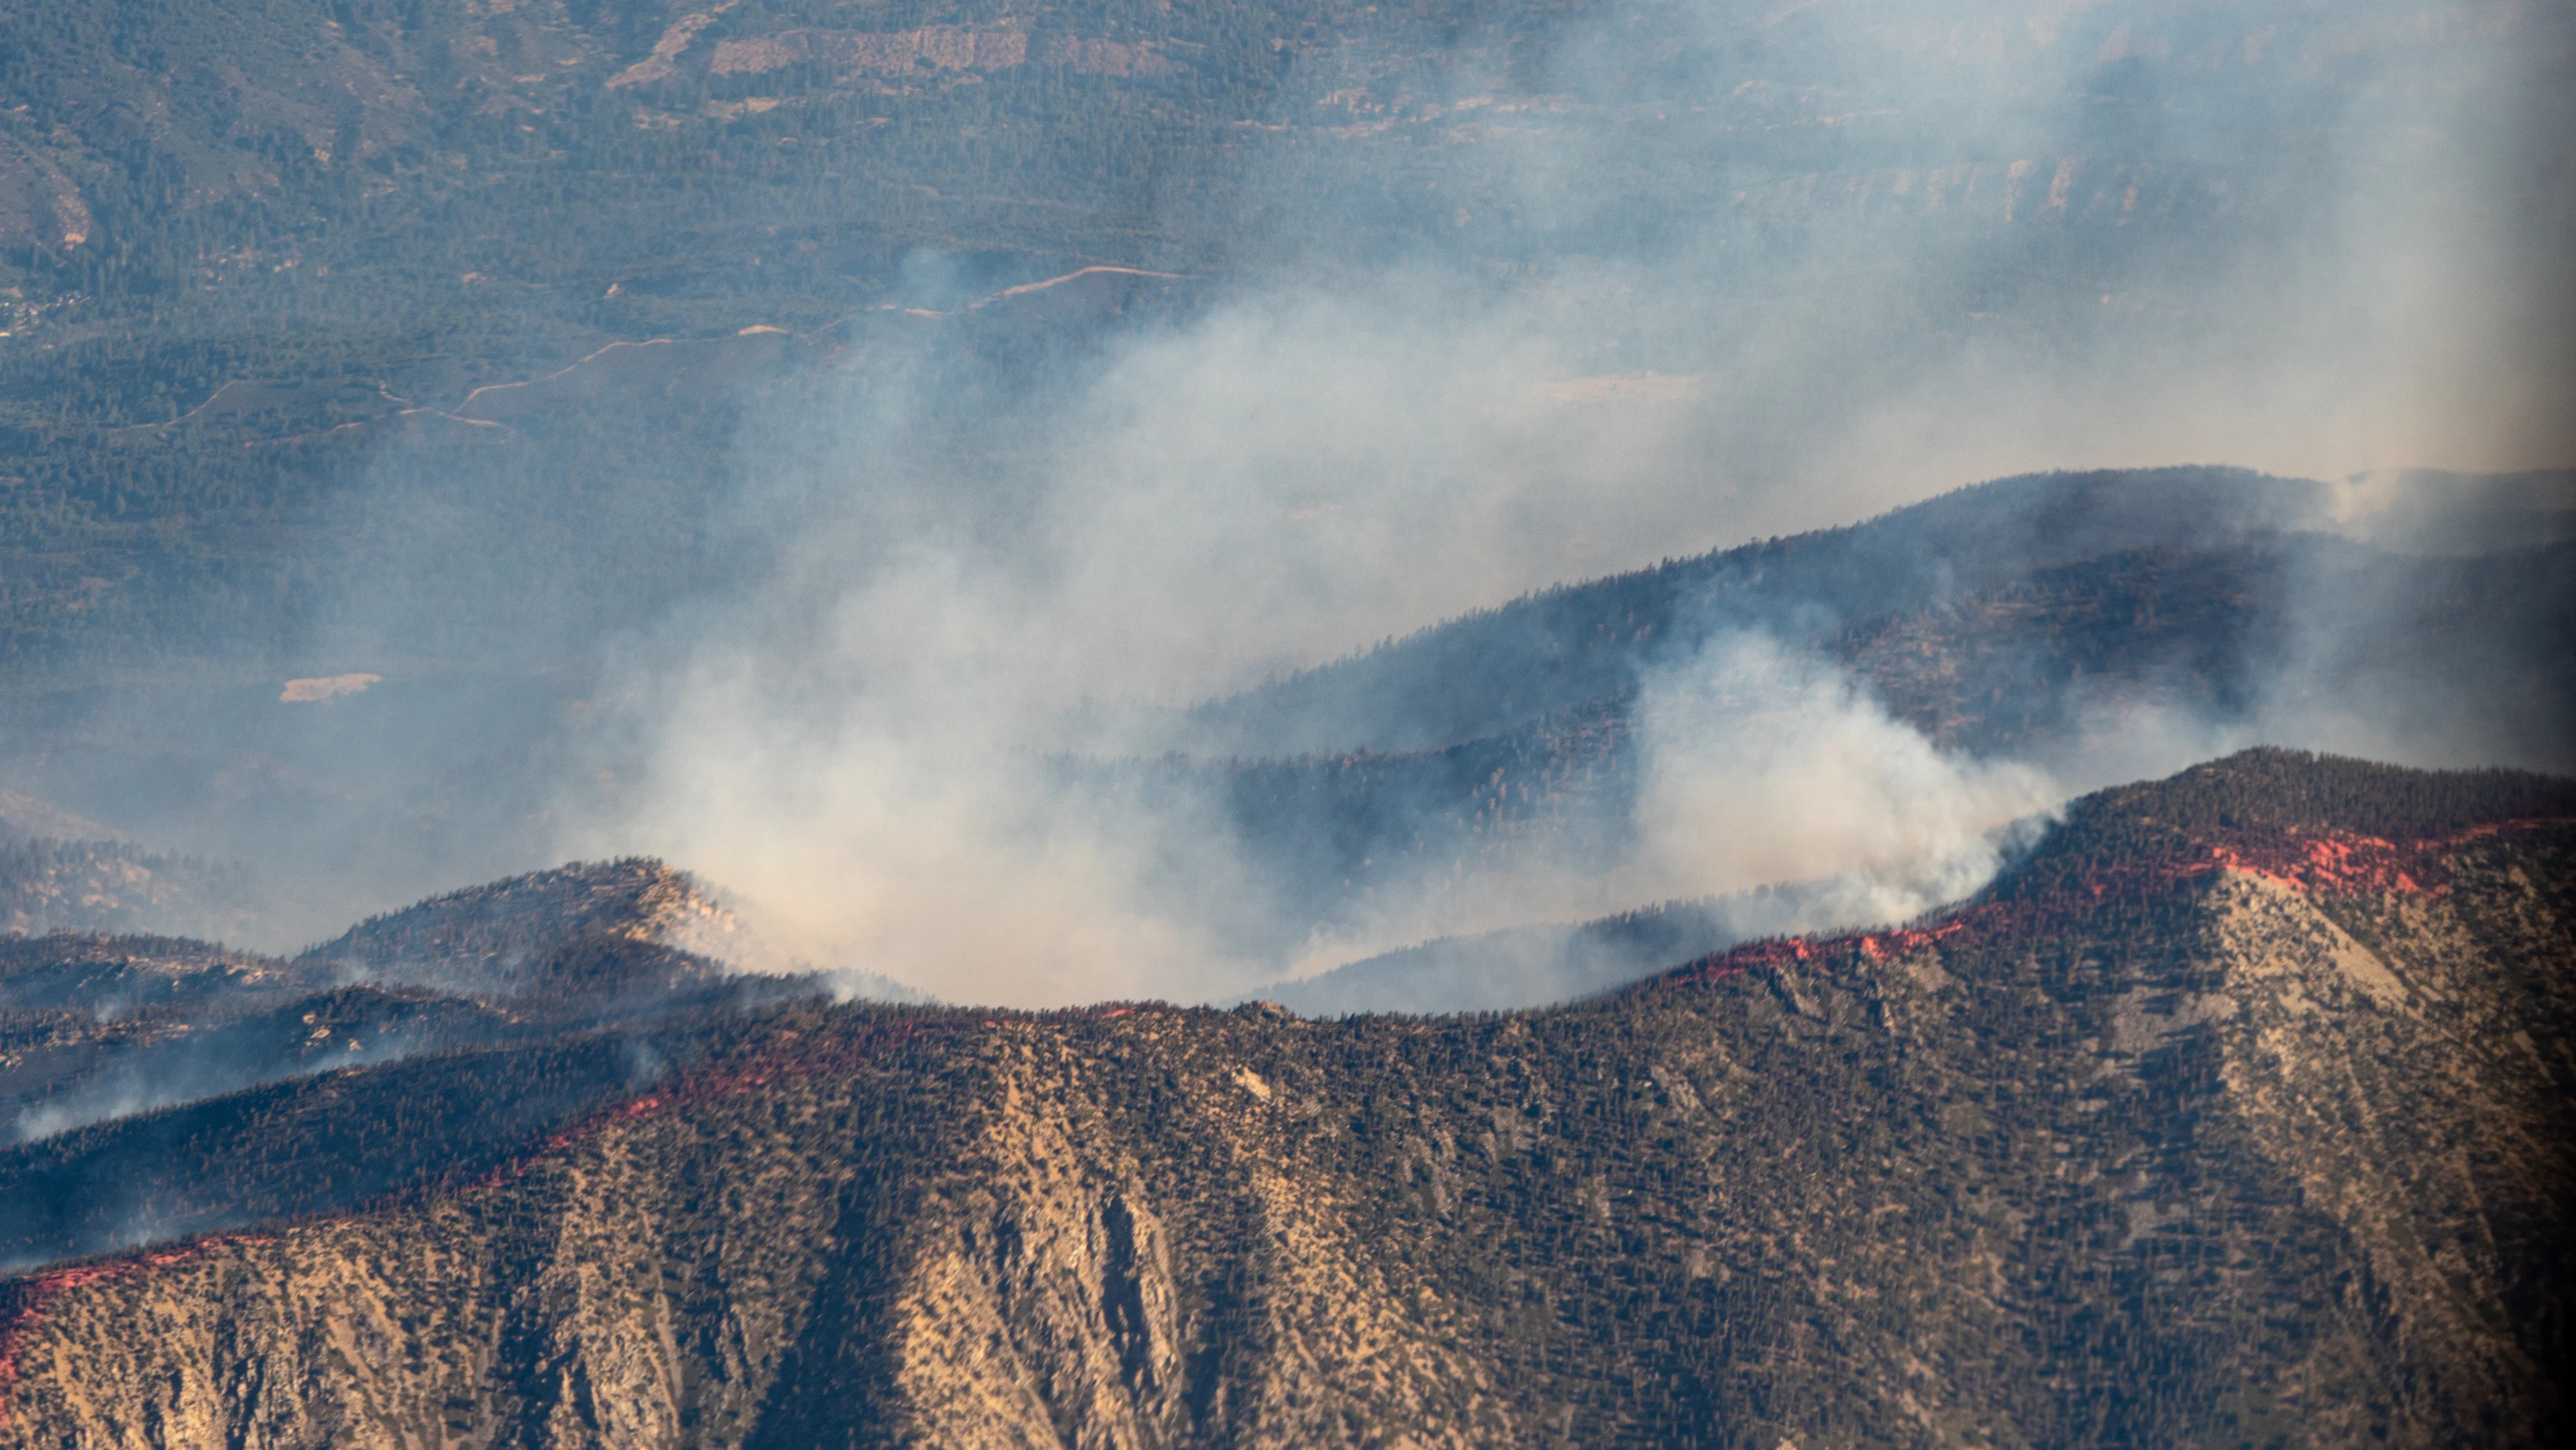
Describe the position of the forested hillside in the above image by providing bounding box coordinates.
[1182,468,2576,756]
[0,750,2566,1446]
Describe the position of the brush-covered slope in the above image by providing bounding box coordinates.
[297,857,749,1004]
[1,749,2567,1447]
[0,860,862,1267]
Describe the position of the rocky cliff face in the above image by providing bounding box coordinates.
[0,752,2567,1447]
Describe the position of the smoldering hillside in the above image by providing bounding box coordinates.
[1,1,2573,1419]
[584,462,2574,1008]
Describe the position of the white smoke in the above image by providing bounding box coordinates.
[557,0,2569,1006]
[1627,631,2060,919]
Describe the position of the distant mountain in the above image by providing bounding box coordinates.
[0,791,118,846]
[1121,468,2576,968]
[1186,466,2576,758]
[0,837,255,942]
[1,749,2566,1445]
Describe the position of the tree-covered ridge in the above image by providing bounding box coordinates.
[0,750,2566,1445]
[1183,466,2339,754]
[1972,749,2576,911]
[2064,748,2576,845]
[1644,749,2576,994]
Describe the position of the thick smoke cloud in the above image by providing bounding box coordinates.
[1627,631,2058,916]
[551,0,2569,1006]
[1238,629,2068,1002]
[8,0,2552,1001]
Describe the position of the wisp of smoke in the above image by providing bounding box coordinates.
[10,1031,428,1146]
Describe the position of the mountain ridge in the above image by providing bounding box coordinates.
[1180,468,2576,759]
[0,749,2565,1446]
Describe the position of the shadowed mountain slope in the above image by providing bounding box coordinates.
[2,749,2567,1447]
[0,860,898,1267]
[1241,880,1847,1016]
[1138,474,2575,964]
[1187,468,2576,760]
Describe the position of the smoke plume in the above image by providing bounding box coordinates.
[540,0,2571,1006]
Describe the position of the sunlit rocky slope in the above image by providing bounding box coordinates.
[1,749,2566,1447]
